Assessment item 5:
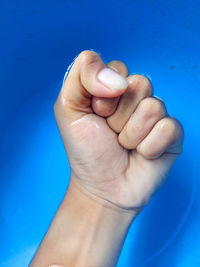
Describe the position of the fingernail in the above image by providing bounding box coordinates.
[97,68,128,91]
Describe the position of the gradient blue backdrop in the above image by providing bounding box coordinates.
[0,1,200,266]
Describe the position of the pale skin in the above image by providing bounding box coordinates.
[30,50,184,267]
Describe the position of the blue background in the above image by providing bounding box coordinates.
[0,0,200,266]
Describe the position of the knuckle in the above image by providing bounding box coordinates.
[77,50,99,66]
[158,117,181,141]
[140,97,165,116]
[132,74,153,96]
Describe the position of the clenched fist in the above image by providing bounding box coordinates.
[54,50,184,211]
[31,50,184,267]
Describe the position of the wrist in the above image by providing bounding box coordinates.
[70,170,143,215]
[60,175,138,267]
[30,174,139,267]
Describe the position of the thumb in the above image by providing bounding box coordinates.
[54,50,128,123]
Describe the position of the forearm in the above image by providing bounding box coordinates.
[30,174,138,267]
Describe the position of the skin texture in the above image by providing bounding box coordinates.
[30,50,184,267]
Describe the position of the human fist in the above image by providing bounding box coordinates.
[54,50,184,212]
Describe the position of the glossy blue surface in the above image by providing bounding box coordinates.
[0,1,200,266]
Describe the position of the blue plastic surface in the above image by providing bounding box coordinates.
[0,1,200,266]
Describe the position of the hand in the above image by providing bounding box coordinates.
[30,50,184,267]
[54,50,184,212]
